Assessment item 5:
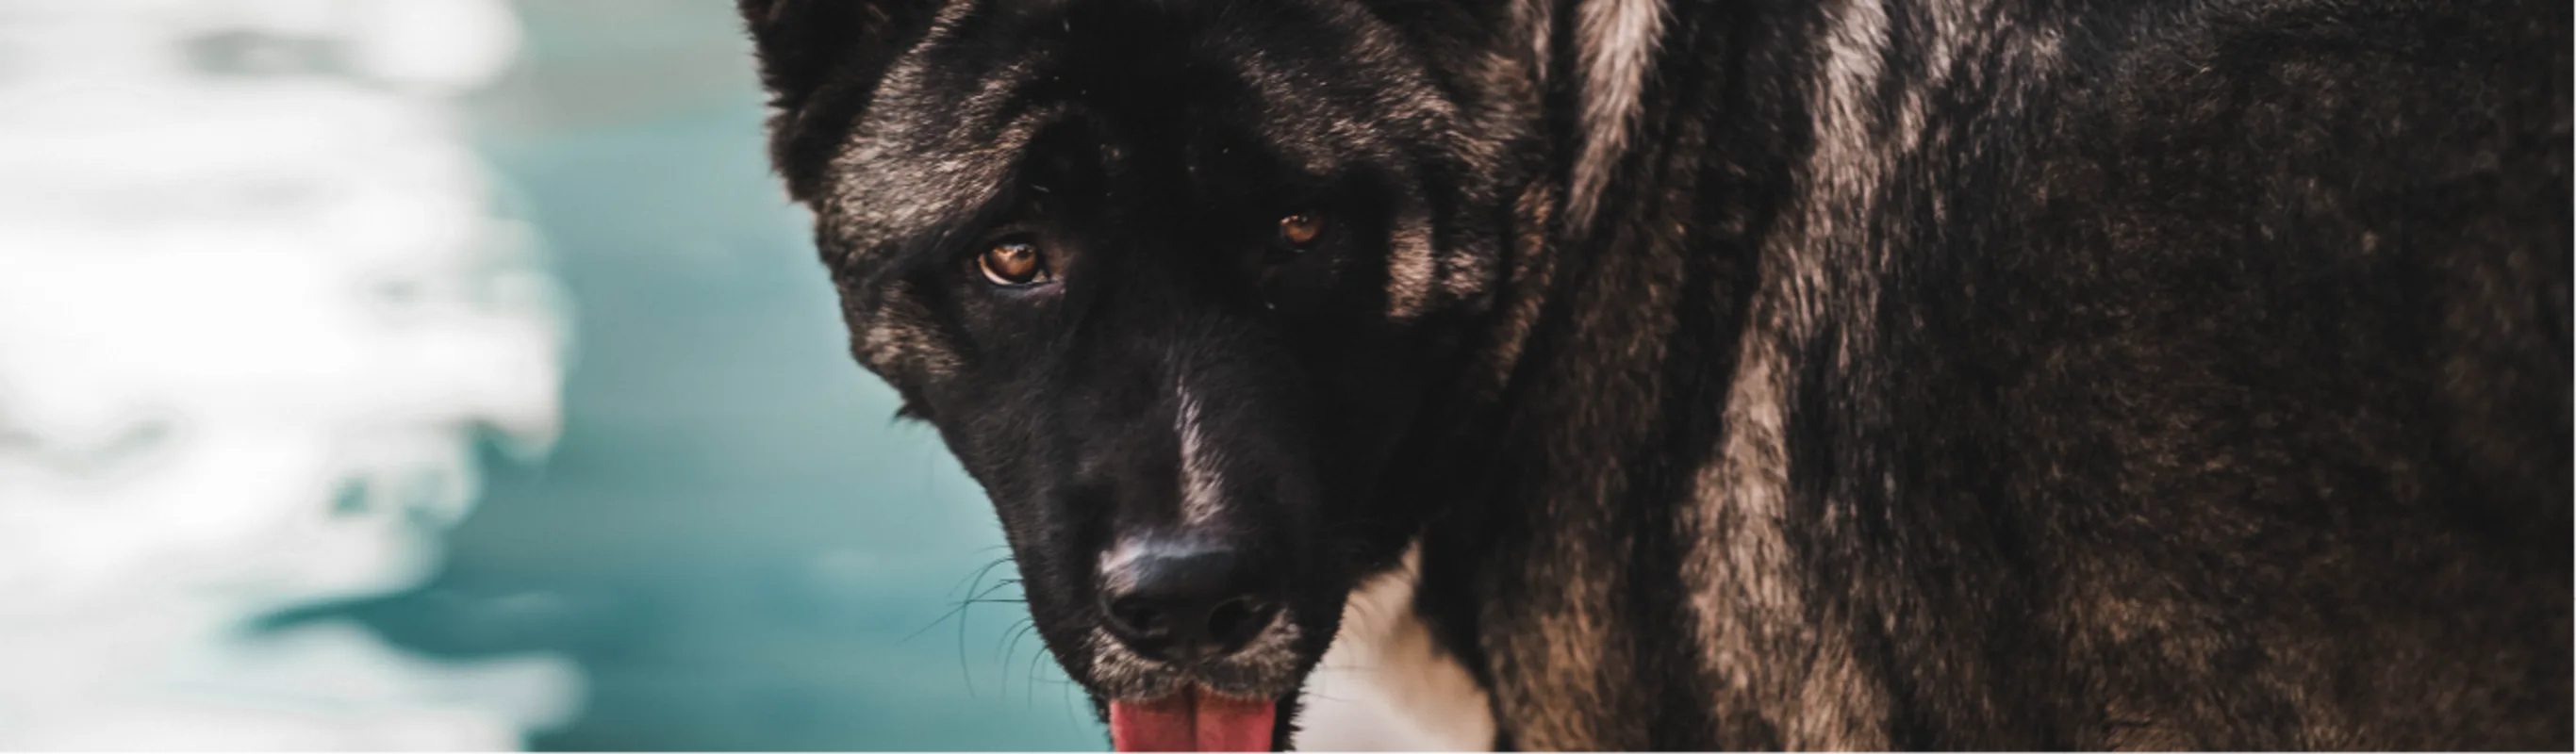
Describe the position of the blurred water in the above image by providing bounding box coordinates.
[0,0,578,747]
[327,2,1107,750]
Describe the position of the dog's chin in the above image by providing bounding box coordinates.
[1080,615,1313,752]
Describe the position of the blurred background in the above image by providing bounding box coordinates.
[0,0,1103,749]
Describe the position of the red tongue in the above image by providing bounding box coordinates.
[1109,689,1276,752]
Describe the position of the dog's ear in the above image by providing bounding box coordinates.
[738,0,936,202]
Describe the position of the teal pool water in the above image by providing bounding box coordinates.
[345,3,1106,749]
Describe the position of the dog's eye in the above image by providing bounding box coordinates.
[977,241,1051,287]
[1278,213,1324,246]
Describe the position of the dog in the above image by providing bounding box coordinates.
[736,0,2570,748]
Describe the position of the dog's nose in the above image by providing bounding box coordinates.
[1098,544,1279,663]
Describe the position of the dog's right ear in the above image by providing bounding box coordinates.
[738,0,936,202]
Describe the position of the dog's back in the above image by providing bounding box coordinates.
[1438,0,2569,747]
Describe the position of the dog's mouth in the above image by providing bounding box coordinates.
[1108,686,1278,752]
[1079,611,1311,752]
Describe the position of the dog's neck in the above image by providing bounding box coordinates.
[1295,542,1497,750]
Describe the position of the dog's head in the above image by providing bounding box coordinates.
[741,1,1538,747]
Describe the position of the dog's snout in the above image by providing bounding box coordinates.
[1098,544,1280,663]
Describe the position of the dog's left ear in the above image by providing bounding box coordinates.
[738,0,937,202]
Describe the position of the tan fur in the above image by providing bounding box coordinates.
[1565,0,1666,233]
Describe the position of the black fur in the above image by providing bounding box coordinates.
[741,0,2570,748]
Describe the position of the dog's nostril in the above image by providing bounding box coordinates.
[1107,598,1172,639]
[1203,596,1274,647]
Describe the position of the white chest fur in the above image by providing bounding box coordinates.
[1293,545,1496,751]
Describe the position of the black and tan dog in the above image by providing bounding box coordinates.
[737,0,2569,748]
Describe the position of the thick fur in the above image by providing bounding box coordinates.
[741,0,2571,748]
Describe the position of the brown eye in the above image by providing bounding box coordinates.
[1278,213,1324,246]
[978,241,1049,286]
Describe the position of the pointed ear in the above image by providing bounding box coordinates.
[738,0,936,202]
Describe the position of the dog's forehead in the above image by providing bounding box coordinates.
[812,0,1455,264]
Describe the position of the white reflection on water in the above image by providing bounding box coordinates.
[0,0,581,748]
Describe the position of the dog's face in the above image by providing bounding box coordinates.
[742,0,1534,747]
